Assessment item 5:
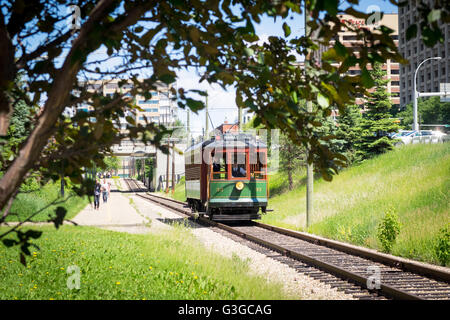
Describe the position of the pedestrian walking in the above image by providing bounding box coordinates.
[101,178,111,203]
[94,179,101,210]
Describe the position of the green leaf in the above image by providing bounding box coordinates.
[243,48,254,57]
[282,22,291,37]
[334,41,347,58]
[427,9,441,23]
[186,98,204,112]
[406,24,417,40]
[324,0,339,16]
[159,73,176,85]
[344,7,369,19]
[361,68,375,88]
[317,92,329,108]
[291,90,298,104]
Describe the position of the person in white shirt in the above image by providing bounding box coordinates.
[101,178,111,203]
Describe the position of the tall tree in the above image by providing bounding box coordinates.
[334,104,363,164]
[279,133,305,190]
[355,64,399,160]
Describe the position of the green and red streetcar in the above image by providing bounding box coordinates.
[184,132,268,221]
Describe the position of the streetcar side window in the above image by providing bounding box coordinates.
[250,152,267,179]
[212,153,227,180]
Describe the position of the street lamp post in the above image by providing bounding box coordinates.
[413,57,442,131]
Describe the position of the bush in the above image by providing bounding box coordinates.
[434,225,450,266]
[377,208,401,253]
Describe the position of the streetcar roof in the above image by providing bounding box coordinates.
[184,133,267,153]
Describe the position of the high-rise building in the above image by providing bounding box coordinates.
[76,79,177,130]
[398,1,449,108]
[332,13,401,111]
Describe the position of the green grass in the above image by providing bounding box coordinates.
[0,224,291,300]
[158,176,186,202]
[5,181,90,223]
[262,143,450,266]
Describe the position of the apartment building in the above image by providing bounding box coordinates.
[398,1,449,107]
[75,79,177,129]
[334,13,401,111]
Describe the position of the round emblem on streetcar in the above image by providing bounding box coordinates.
[235,181,244,190]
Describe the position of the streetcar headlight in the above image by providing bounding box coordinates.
[235,181,244,191]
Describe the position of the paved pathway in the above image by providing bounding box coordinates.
[72,178,178,234]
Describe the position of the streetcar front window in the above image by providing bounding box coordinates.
[231,152,247,178]
[250,152,267,179]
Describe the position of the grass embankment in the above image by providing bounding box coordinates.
[158,176,186,202]
[5,181,90,223]
[263,143,450,266]
[0,225,291,300]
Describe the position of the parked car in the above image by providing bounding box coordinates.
[391,130,415,139]
[394,130,447,146]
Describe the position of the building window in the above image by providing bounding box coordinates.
[138,99,159,104]
[343,35,357,41]
[105,83,118,89]
[87,83,102,91]
[348,70,361,75]
[391,81,400,86]
[390,69,400,75]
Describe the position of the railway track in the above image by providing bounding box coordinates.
[124,178,450,300]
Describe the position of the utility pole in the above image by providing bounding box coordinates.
[165,141,170,193]
[172,140,175,194]
[305,5,313,229]
[205,92,209,140]
[187,109,190,146]
[238,108,242,128]
[142,158,145,186]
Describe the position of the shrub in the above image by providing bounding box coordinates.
[377,208,401,253]
[434,225,450,266]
